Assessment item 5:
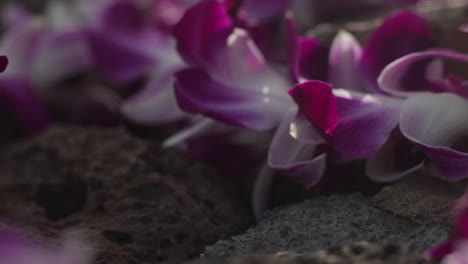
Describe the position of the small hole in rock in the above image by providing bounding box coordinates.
[102,230,133,245]
[35,176,87,221]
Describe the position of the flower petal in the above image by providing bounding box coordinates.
[86,29,155,84]
[286,16,328,83]
[331,89,402,158]
[329,30,364,91]
[175,68,291,130]
[400,92,468,180]
[289,112,326,144]
[289,80,338,136]
[268,110,327,188]
[0,78,50,136]
[242,0,291,22]
[360,11,432,93]
[366,133,424,182]
[173,0,233,66]
[121,70,185,124]
[379,49,468,97]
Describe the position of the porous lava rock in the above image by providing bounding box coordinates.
[205,194,448,257]
[373,173,465,225]
[191,242,434,264]
[0,126,250,263]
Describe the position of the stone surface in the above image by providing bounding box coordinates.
[192,242,434,264]
[0,126,250,263]
[372,174,465,225]
[204,194,448,257]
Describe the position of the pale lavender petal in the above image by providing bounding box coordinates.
[379,49,468,97]
[0,78,50,136]
[174,68,291,130]
[289,81,338,136]
[366,133,424,182]
[173,0,233,66]
[0,18,43,78]
[331,89,402,158]
[289,112,326,144]
[121,69,186,124]
[32,30,92,87]
[360,11,432,93]
[0,228,93,264]
[400,93,468,180]
[329,30,364,91]
[268,110,327,188]
[1,4,32,30]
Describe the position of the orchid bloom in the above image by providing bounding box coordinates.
[80,0,197,124]
[427,192,468,264]
[171,0,340,190]
[0,227,93,264]
[288,11,432,186]
[367,27,468,182]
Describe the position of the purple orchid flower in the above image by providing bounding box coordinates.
[0,227,93,264]
[288,11,432,188]
[81,0,196,125]
[368,28,468,181]
[427,192,468,263]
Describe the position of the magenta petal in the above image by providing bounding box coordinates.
[86,30,155,84]
[400,93,468,180]
[268,110,327,188]
[0,56,8,73]
[286,16,328,82]
[175,68,290,130]
[173,0,233,66]
[360,11,432,93]
[289,81,338,136]
[0,78,50,136]
[379,49,468,97]
[331,89,402,158]
[427,240,455,259]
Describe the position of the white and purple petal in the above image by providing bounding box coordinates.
[173,0,234,67]
[331,89,402,158]
[268,110,327,188]
[400,92,468,180]
[174,68,291,130]
[360,11,432,93]
[329,30,364,92]
[121,69,185,124]
[379,49,468,97]
[366,132,424,182]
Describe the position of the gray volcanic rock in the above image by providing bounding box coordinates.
[373,173,465,225]
[205,194,448,257]
[0,126,250,263]
[193,242,435,264]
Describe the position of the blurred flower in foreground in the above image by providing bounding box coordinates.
[427,192,468,264]
[0,227,93,264]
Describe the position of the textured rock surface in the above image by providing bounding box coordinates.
[0,126,250,263]
[193,242,434,264]
[205,194,448,257]
[373,174,465,225]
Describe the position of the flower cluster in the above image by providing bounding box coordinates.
[2,0,467,195]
